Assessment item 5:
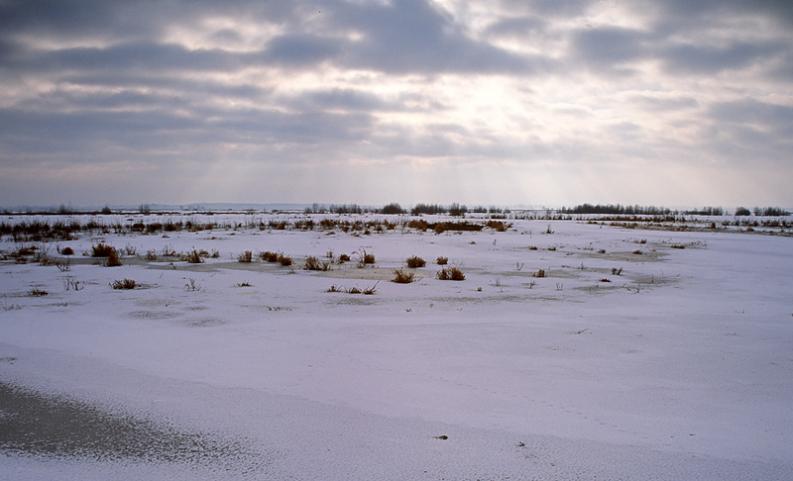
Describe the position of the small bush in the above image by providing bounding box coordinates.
[238,250,253,263]
[260,251,279,262]
[305,256,332,271]
[104,248,122,267]
[111,278,137,289]
[436,256,448,265]
[392,269,415,283]
[437,267,465,281]
[185,250,203,263]
[356,250,375,267]
[406,256,426,268]
[485,220,509,232]
[338,253,351,263]
[60,246,74,256]
[91,242,115,257]
[278,254,293,266]
[145,249,157,261]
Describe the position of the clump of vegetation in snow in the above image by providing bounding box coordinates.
[437,266,465,281]
[392,269,415,284]
[110,279,137,289]
[304,256,332,271]
[406,256,426,268]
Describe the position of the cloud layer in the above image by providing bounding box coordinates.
[1,0,791,206]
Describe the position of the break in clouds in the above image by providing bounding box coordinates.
[0,0,792,206]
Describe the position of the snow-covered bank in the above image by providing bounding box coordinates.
[1,215,792,480]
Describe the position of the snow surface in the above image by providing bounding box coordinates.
[1,214,792,480]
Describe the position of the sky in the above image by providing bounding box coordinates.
[1,0,792,208]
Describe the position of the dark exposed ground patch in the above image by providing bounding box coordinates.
[0,382,259,470]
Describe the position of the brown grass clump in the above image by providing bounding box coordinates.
[436,256,448,265]
[437,266,465,281]
[304,256,332,271]
[406,256,426,268]
[532,269,546,278]
[357,250,375,267]
[392,269,416,284]
[260,251,279,262]
[60,246,74,256]
[91,242,115,257]
[238,250,253,263]
[407,219,429,231]
[104,248,122,267]
[111,278,137,289]
[278,254,293,266]
[485,220,510,232]
[185,250,204,263]
[338,253,351,264]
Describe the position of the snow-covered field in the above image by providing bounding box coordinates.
[1,213,792,480]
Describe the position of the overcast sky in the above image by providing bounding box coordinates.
[1,0,791,207]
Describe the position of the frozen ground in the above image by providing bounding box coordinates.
[1,213,792,480]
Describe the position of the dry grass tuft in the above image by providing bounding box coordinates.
[406,256,426,268]
[260,251,279,262]
[305,256,332,271]
[435,256,448,265]
[110,278,137,289]
[532,269,546,278]
[185,250,204,264]
[437,266,465,281]
[278,254,293,266]
[238,250,253,263]
[29,288,48,297]
[392,269,416,284]
[91,242,115,257]
[104,248,122,267]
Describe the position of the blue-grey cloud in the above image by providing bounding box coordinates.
[0,0,791,205]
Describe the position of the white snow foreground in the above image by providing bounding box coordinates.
[1,213,791,480]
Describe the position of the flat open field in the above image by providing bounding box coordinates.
[1,213,792,480]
